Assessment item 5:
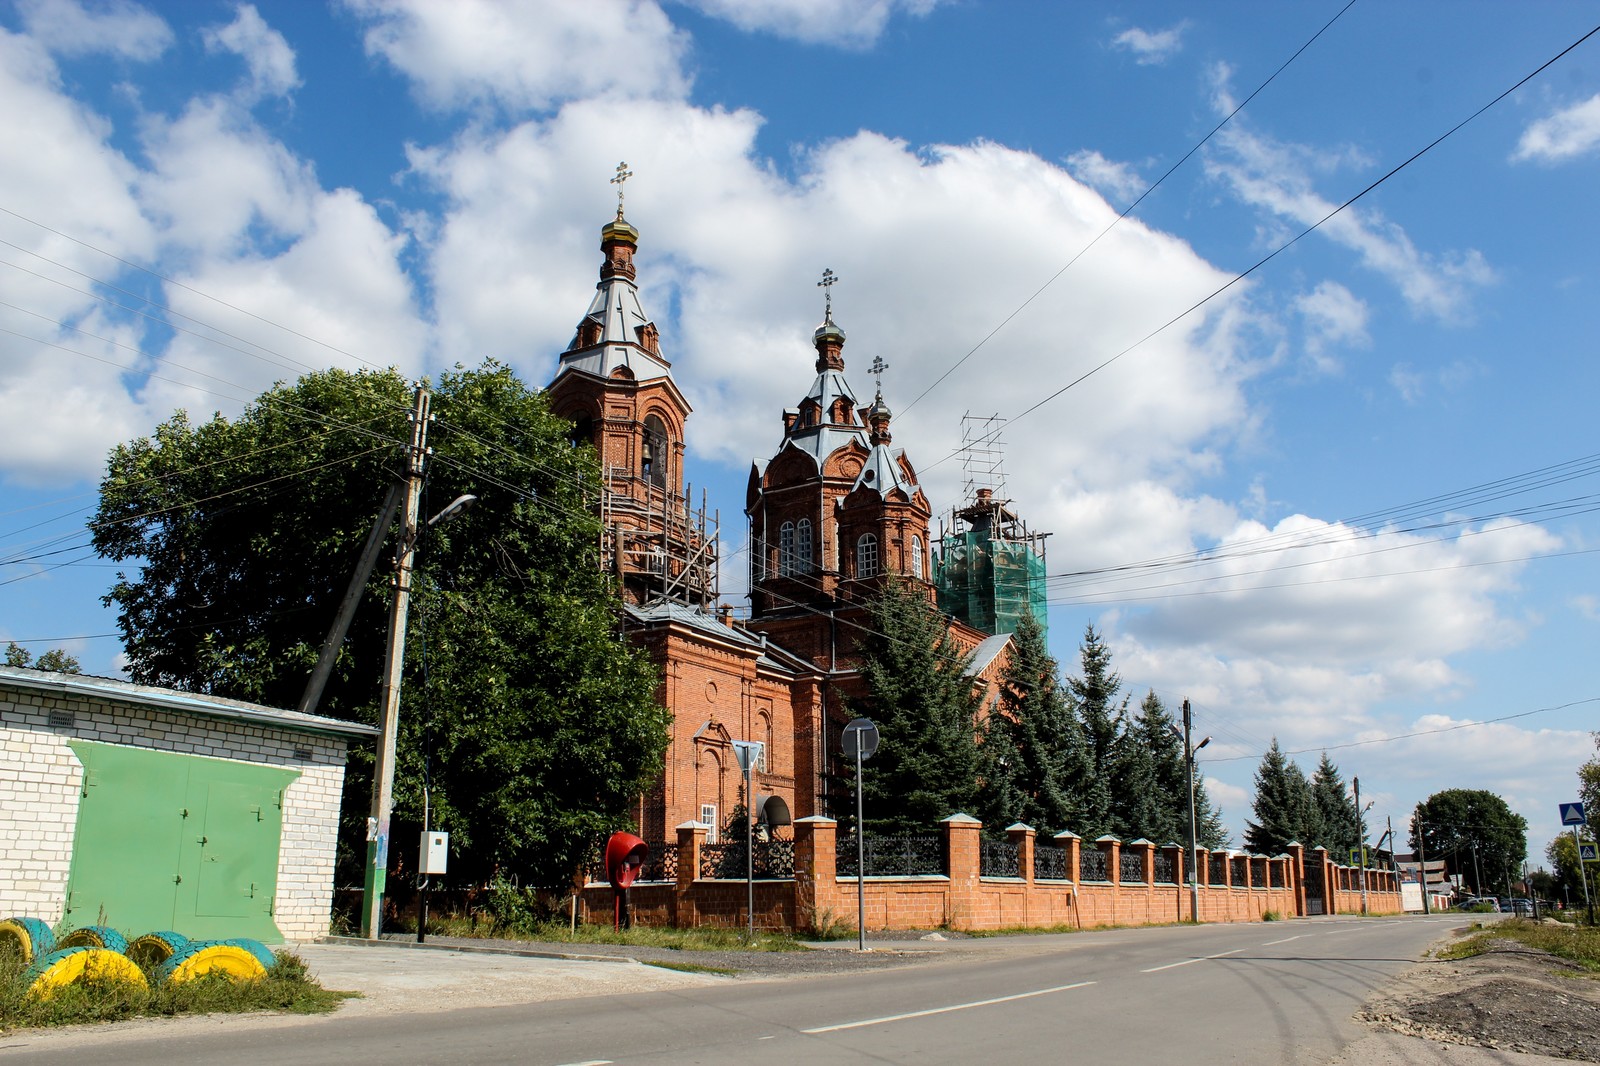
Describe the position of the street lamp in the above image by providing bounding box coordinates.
[1352,777,1373,916]
[1170,700,1210,923]
[361,491,476,940]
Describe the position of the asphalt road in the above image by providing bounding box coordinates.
[4,915,1471,1065]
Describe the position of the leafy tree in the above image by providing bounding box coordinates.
[853,576,981,833]
[1309,752,1360,853]
[1546,833,1597,906]
[91,363,669,891]
[1579,732,1600,841]
[977,611,1081,833]
[1067,624,1126,838]
[1244,739,1316,854]
[1409,789,1528,897]
[5,642,81,673]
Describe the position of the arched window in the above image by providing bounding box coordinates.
[568,416,593,450]
[795,519,813,574]
[911,535,924,579]
[779,521,796,576]
[856,533,879,579]
[642,414,668,486]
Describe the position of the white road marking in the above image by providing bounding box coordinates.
[801,981,1097,1034]
[1261,935,1306,946]
[1140,948,1244,973]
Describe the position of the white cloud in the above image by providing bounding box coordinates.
[1064,148,1146,204]
[1205,68,1491,323]
[202,4,300,102]
[15,0,171,61]
[680,0,942,49]
[1110,22,1187,66]
[1294,280,1367,371]
[1512,93,1600,164]
[342,0,691,113]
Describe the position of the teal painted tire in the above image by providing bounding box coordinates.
[126,930,189,970]
[58,925,130,954]
[0,916,57,965]
[214,937,277,972]
[24,946,146,1000]
[158,941,267,984]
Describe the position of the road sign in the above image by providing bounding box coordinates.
[842,717,879,761]
[1581,843,1599,863]
[732,740,763,773]
[1560,802,1587,826]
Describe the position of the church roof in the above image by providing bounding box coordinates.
[555,212,672,385]
[965,633,1013,677]
[780,368,867,465]
[624,600,818,679]
[853,443,917,497]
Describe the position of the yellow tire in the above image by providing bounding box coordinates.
[25,947,148,1001]
[0,916,56,965]
[126,930,189,970]
[159,943,268,984]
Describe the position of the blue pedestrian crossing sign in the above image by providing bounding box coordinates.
[1561,802,1587,826]
[1581,843,1599,864]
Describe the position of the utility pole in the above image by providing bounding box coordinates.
[1171,700,1210,923]
[1414,808,1431,914]
[362,384,430,940]
[1354,776,1369,916]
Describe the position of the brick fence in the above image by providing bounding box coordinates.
[578,814,1404,933]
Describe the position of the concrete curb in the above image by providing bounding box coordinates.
[317,935,642,966]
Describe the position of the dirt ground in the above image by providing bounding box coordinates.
[1357,928,1600,1062]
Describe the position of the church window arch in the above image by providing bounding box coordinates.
[911,535,924,579]
[856,533,879,579]
[642,414,668,486]
[795,519,813,574]
[779,521,796,576]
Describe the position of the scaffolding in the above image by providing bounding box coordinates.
[599,466,719,608]
[935,414,1048,638]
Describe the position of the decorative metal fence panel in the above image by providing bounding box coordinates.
[585,842,677,884]
[1034,845,1070,881]
[981,838,1021,878]
[1153,852,1177,884]
[836,835,944,877]
[1120,851,1146,883]
[699,838,794,880]
[1303,857,1325,914]
[1208,853,1227,885]
[1231,856,1248,886]
[1251,858,1268,887]
[1080,848,1109,882]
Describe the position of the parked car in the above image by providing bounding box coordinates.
[1457,896,1500,912]
[1508,898,1534,915]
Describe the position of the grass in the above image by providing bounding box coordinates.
[0,948,354,1033]
[641,959,738,976]
[1436,917,1600,973]
[405,913,809,953]
[967,923,1081,937]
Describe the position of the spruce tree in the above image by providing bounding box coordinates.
[854,577,981,833]
[1133,690,1187,844]
[1310,752,1360,854]
[977,611,1077,833]
[1067,624,1126,838]
[1192,774,1231,850]
[1244,738,1316,854]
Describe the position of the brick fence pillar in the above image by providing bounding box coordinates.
[1312,846,1332,914]
[1055,831,1081,885]
[943,813,982,930]
[1287,842,1306,916]
[676,820,707,928]
[1098,835,1122,885]
[1131,839,1156,884]
[1195,846,1210,887]
[793,815,837,934]
[1008,823,1035,884]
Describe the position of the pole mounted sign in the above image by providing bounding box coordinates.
[842,717,879,953]
[1560,802,1587,826]
[1580,843,1599,863]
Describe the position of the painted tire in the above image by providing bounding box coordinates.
[24,946,148,1001]
[158,942,268,984]
[0,916,57,965]
[58,925,130,954]
[126,931,190,970]
[214,937,278,972]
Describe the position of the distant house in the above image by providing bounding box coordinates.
[0,664,374,942]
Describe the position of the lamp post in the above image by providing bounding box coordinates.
[360,469,476,941]
[1169,699,1210,923]
[1352,777,1372,916]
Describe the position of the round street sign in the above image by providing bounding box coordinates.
[842,717,879,760]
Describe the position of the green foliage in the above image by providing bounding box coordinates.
[1437,917,1600,970]
[1244,739,1316,854]
[1068,624,1125,838]
[1546,833,1598,904]
[1410,788,1529,896]
[1309,752,1360,853]
[4,642,81,673]
[853,576,981,832]
[91,362,670,892]
[978,611,1082,834]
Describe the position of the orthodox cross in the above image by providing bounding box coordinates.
[611,161,633,218]
[817,267,838,319]
[868,356,889,393]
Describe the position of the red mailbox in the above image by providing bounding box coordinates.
[605,832,648,887]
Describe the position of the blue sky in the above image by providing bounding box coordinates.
[3,0,1599,873]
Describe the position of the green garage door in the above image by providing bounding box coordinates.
[65,741,299,942]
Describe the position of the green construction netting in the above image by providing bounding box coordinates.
[934,529,1047,639]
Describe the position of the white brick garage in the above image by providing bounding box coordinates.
[0,665,375,942]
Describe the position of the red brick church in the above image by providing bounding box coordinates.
[546,199,1043,843]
